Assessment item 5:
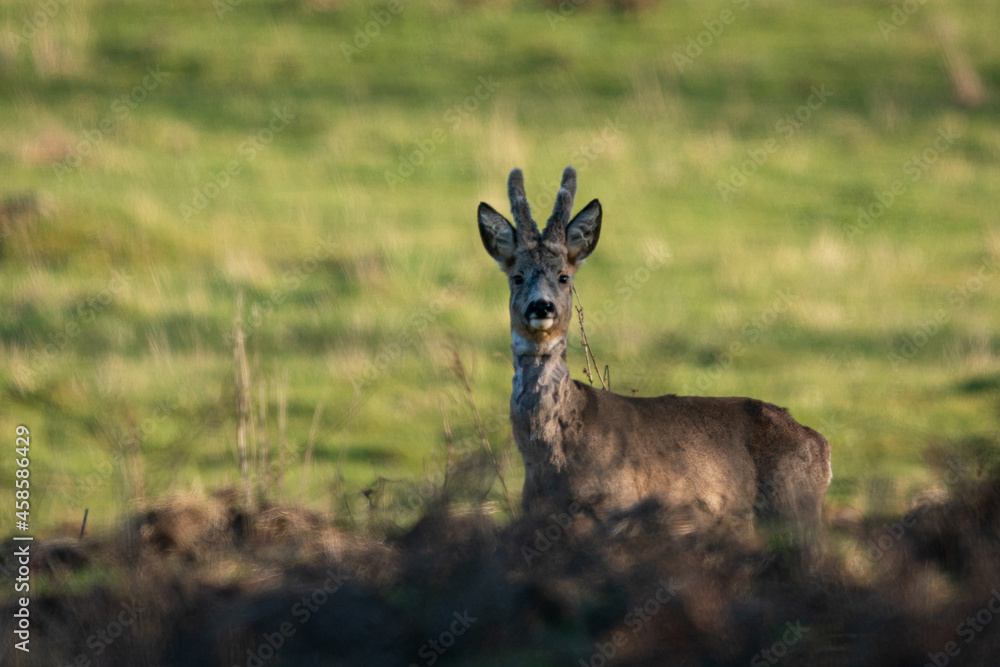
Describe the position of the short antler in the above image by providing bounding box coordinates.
[543,166,577,243]
[559,165,577,199]
[508,168,540,246]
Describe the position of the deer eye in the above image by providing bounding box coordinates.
[559,275,569,284]
[512,275,524,286]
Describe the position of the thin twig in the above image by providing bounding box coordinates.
[573,287,595,386]
[573,286,608,390]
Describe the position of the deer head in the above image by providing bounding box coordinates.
[478,167,602,346]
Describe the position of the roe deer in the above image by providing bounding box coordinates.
[477,167,831,534]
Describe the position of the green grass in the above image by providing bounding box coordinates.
[1,0,999,534]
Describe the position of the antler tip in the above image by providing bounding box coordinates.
[506,167,537,240]
[560,166,578,197]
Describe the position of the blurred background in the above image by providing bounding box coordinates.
[1,0,998,535]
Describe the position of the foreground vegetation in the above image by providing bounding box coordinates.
[2,466,1000,665]
[1,0,998,539]
[1,2,999,663]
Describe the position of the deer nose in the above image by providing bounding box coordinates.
[525,300,557,320]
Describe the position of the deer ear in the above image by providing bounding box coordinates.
[478,202,516,266]
[565,199,601,264]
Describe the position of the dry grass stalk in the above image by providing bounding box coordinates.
[128,439,147,505]
[440,400,454,488]
[934,18,987,108]
[301,399,324,500]
[233,292,253,511]
[258,379,271,500]
[451,349,516,515]
[277,369,288,501]
[122,420,147,506]
[331,389,361,522]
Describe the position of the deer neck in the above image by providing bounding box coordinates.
[510,331,576,472]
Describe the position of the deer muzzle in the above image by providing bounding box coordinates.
[525,299,557,331]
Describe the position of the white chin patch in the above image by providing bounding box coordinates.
[528,318,555,331]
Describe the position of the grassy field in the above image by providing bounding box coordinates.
[1,0,999,537]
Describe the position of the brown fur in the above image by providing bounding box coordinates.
[478,167,831,532]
